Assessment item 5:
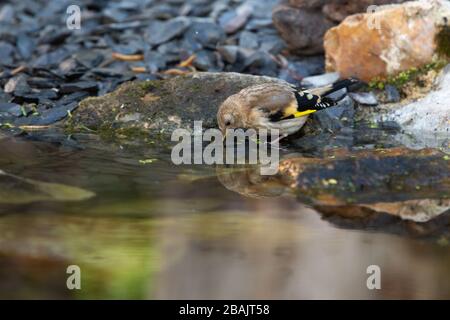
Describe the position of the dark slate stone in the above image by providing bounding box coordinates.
[90,68,126,78]
[180,35,203,53]
[58,58,81,74]
[144,51,167,73]
[32,48,71,68]
[13,89,59,104]
[147,4,179,20]
[219,3,252,34]
[157,41,183,63]
[239,31,259,50]
[39,29,71,45]
[16,33,35,59]
[27,77,60,89]
[217,45,239,64]
[73,50,105,69]
[379,121,401,132]
[258,34,286,54]
[146,17,191,46]
[0,4,15,23]
[244,50,278,77]
[184,21,225,49]
[14,101,79,126]
[245,18,273,31]
[4,74,30,94]
[57,91,90,105]
[193,50,218,71]
[385,85,401,103]
[0,90,12,103]
[0,41,15,65]
[0,102,22,117]
[60,81,98,94]
[310,96,355,133]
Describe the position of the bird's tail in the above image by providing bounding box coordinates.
[307,78,359,97]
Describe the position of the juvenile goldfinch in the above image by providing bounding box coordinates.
[217,78,358,139]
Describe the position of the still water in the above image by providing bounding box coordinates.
[0,132,449,299]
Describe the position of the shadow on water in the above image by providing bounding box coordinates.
[0,126,449,299]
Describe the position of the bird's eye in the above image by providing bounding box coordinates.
[225,121,231,126]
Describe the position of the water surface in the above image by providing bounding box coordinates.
[0,132,449,299]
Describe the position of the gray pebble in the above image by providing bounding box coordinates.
[302,72,340,88]
[4,74,30,94]
[385,85,401,103]
[239,31,259,49]
[193,50,219,71]
[146,17,191,46]
[349,92,378,106]
[217,45,239,64]
[184,21,225,49]
[219,2,253,34]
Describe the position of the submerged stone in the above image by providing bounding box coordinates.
[0,170,95,204]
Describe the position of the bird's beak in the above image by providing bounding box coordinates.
[222,130,227,144]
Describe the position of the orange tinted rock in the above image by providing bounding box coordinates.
[324,0,450,81]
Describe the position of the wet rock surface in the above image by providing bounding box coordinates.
[69,71,381,142]
[216,147,450,238]
[278,148,450,205]
[70,72,295,134]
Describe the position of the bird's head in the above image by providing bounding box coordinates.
[217,95,247,134]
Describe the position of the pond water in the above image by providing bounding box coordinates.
[0,131,449,299]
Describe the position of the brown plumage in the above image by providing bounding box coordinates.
[217,78,358,139]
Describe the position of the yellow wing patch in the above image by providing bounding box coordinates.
[282,100,298,118]
[281,100,316,119]
[293,109,316,117]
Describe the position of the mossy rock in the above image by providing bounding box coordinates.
[67,72,291,139]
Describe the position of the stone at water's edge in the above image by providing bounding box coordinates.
[380,65,450,142]
[324,0,450,81]
[70,72,293,135]
[278,147,450,205]
[215,147,450,235]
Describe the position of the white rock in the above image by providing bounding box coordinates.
[349,92,378,106]
[379,64,450,149]
[301,72,340,88]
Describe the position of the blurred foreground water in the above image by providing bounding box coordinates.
[0,132,449,299]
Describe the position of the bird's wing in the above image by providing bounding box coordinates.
[240,84,336,123]
[265,90,336,122]
[241,84,297,116]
